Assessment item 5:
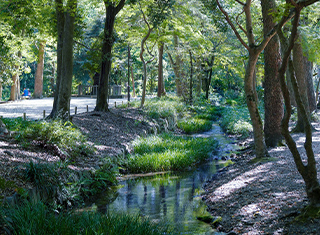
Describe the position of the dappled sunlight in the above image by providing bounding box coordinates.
[208,164,271,201]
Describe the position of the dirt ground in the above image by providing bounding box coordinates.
[1,107,320,234]
[202,122,320,234]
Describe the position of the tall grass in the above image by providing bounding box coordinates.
[0,202,175,235]
[126,134,219,173]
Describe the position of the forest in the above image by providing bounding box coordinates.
[1,0,320,234]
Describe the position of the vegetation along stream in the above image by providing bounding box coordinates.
[91,124,237,234]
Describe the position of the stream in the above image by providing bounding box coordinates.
[91,124,237,234]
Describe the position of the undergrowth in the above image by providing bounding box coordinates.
[125,133,219,173]
[0,202,175,235]
[2,118,94,159]
[219,103,264,137]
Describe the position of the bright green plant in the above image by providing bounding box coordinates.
[177,118,212,134]
[126,134,219,173]
[0,202,175,235]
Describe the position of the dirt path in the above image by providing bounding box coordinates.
[202,122,320,234]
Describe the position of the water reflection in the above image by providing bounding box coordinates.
[94,124,236,234]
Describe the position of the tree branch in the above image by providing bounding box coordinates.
[216,0,249,50]
[236,9,247,35]
[115,0,126,14]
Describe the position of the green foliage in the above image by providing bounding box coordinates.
[220,104,264,137]
[2,117,31,131]
[0,202,175,235]
[126,134,218,173]
[12,119,94,159]
[177,118,212,134]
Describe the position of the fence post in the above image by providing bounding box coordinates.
[75,106,77,115]
[23,113,26,121]
[43,110,46,119]
[115,102,116,108]
[87,105,89,113]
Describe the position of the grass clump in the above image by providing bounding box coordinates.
[0,202,175,235]
[125,134,219,173]
[4,118,94,159]
[177,118,212,134]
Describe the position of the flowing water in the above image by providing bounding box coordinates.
[92,124,237,234]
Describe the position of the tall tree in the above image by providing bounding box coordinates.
[49,0,77,119]
[278,0,320,206]
[261,0,284,147]
[215,0,288,158]
[95,0,127,112]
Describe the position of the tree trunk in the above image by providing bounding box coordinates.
[278,7,320,206]
[95,0,125,111]
[10,73,19,101]
[0,82,2,101]
[157,42,165,97]
[95,5,115,112]
[246,50,269,158]
[50,0,64,118]
[131,67,135,97]
[173,34,182,96]
[292,34,311,132]
[261,0,283,147]
[189,50,193,104]
[56,0,77,119]
[306,60,316,112]
[34,41,45,99]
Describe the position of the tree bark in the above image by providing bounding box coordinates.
[34,41,45,99]
[306,60,316,112]
[0,82,2,101]
[131,67,135,97]
[292,34,311,132]
[189,50,193,104]
[95,0,125,111]
[56,0,77,119]
[261,0,283,147]
[10,73,19,101]
[50,0,64,118]
[157,42,165,97]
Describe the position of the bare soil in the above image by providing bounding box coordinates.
[203,122,320,234]
[1,107,319,234]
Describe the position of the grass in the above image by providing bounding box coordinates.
[2,118,95,159]
[177,118,213,134]
[125,133,219,173]
[0,202,175,235]
[219,104,264,137]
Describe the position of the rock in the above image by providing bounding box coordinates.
[0,120,9,136]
